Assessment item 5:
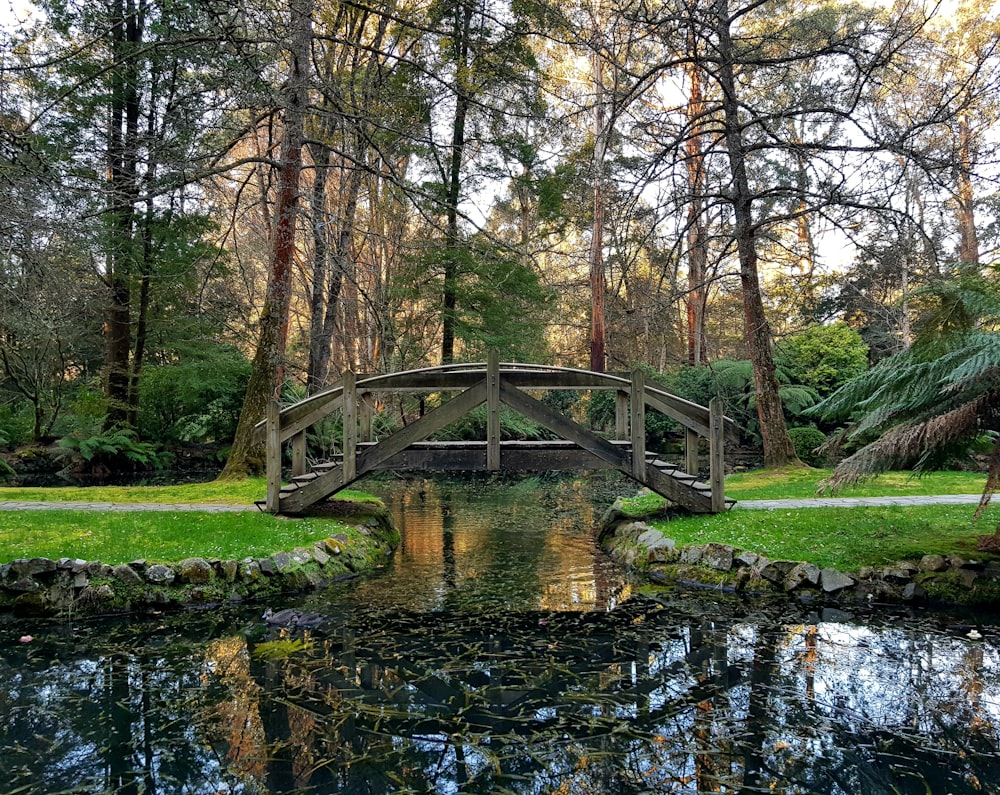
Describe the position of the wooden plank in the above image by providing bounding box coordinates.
[710,397,727,513]
[615,390,629,440]
[343,370,357,482]
[355,380,487,476]
[685,428,699,475]
[265,399,281,514]
[498,382,628,470]
[645,391,710,437]
[291,430,307,477]
[278,464,346,514]
[643,465,714,513]
[631,369,646,481]
[251,384,344,443]
[360,393,373,443]
[487,349,500,470]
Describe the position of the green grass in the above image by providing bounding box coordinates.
[0,510,365,564]
[724,467,986,501]
[649,504,1000,572]
[0,478,379,506]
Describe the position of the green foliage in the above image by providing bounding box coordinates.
[433,404,552,441]
[58,424,166,470]
[137,346,250,444]
[0,404,35,447]
[787,427,828,467]
[812,263,1000,484]
[776,323,869,396]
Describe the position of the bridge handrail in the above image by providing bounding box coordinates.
[252,361,737,448]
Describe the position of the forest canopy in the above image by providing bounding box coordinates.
[0,0,996,474]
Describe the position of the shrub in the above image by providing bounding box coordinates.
[788,426,828,467]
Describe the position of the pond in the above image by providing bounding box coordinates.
[1,473,999,794]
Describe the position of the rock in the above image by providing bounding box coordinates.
[702,543,735,572]
[784,562,821,592]
[619,522,653,542]
[958,569,979,588]
[258,557,276,576]
[735,551,762,568]
[680,545,705,565]
[112,563,143,585]
[270,552,293,573]
[882,566,914,584]
[600,498,627,529]
[290,547,313,566]
[10,558,57,577]
[648,540,677,563]
[217,560,239,581]
[949,555,983,570]
[311,544,331,566]
[919,554,948,572]
[7,576,42,592]
[760,560,797,584]
[73,572,89,588]
[820,568,856,593]
[176,557,213,585]
[902,582,927,601]
[129,559,147,572]
[239,559,262,582]
[145,564,176,585]
[637,528,672,550]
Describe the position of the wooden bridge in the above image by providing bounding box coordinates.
[253,352,735,515]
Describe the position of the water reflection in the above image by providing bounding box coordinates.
[1,475,999,793]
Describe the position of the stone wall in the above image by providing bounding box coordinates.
[1,512,400,618]
[600,511,1000,607]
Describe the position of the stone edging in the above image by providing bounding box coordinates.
[1,511,400,618]
[599,507,1000,607]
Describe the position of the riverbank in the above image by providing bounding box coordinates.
[0,497,400,617]
[600,496,1000,607]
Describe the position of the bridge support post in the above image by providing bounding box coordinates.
[487,349,500,470]
[343,370,357,482]
[359,393,373,443]
[630,369,646,481]
[615,390,629,440]
[709,397,725,512]
[685,428,699,475]
[291,431,307,477]
[266,399,281,513]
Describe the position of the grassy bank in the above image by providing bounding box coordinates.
[621,468,999,572]
[0,480,386,565]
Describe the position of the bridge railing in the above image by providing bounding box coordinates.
[253,353,734,512]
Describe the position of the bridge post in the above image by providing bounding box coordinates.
[685,428,699,475]
[630,368,646,481]
[487,349,500,470]
[709,397,725,512]
[265,398,281,513]
[615,390,629,440]
[291,431,307,477]
[343,369,357,482]
[359,392,373,443]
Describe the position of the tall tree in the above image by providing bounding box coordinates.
[222,0,313,478]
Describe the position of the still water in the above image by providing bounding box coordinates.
[2,473,1000,794]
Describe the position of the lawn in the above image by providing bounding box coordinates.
[0,479,384,565]
[618,468,1000,571]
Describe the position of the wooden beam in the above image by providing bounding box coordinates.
[487,349,500,470]
[615,390,629,441]
[343,370,357,482]
[685,428,699,475]
[291,430,307,477]
[265,399,281,514]
[631,369,646,481]
[356,380,487,476]
[498,382,628,470]
[359,392,373,443]
[710,396,726,513]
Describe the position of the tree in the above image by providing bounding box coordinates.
[221,0,313,478]
[813,264,1000,545]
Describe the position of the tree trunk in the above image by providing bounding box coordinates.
[590,44,607,373]
[714,0,797,468]
[441,0,473,366]
[103,0,143,430]
[684,59,707,367]
[956,114,980,266]
[221,0,313,479]
[307,143,331,394]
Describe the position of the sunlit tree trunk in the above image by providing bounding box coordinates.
[590,42,607,373]
[684,60,707,367]
[956,115,980,266]
[714,0,797,467]
[221,0,313,478]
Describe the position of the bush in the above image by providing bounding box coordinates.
[788,426,828,467]
[58,424,167,472]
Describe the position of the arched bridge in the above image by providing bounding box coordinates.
[254,352,735,515]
